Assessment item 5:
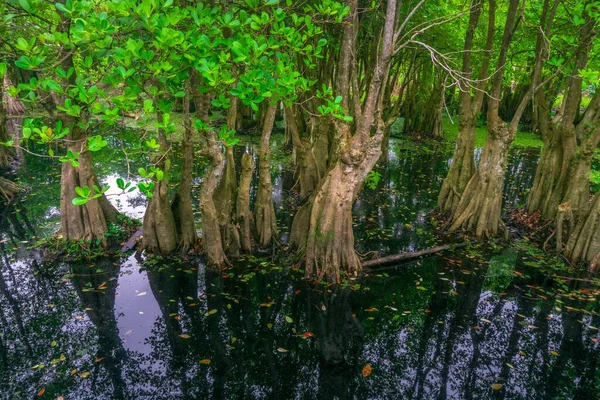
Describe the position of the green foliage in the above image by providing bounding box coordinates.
[365,170,382,190]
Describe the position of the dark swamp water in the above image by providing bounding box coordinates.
[1,123,599,399]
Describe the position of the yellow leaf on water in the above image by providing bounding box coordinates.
[277,347,289,353]
[37,388,45,397]
[491,383,503,390]
[179,334,191,339]
[199,359,211,365]
[79,371,90,379]
[362,364,372,377]
[285,316,293,323]
[550,351,560,356]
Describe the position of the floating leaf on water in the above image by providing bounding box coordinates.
[199,359,211,365]
[267,323,273,329]
[362,364,372,377]
[491,383,503,390]
[79,371,90,378]
[206,309,217,316]
[321,305,327,311]
[37,388,45,397]
[137,292,147,296]
[95,357,104,363]
[70,369,77,376]
[179,334,191,339]
[550,350,560,356]
[277,347,289,353]
[365,307,378,312]
[481,318,492,324]
[416,286,426,290]
[285,316,293,323]
[51,340,57,347]
[299,331,314,338]
[125,329,133,336]
[506,363,515,369]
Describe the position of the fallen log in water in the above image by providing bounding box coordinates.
[363,243,467,268]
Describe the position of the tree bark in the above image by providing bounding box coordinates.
[254,103,278,248]
[141,111,178,254]
[286,106,321,198]
[0,177,18,201]
[236,152,254,252]
[199,130,228,267]
[565,193,600,271]
[172,86,197,254]
[448,125,513,237]
[60,132,117,245]
[527,4,595,220]
[213,99,240,257]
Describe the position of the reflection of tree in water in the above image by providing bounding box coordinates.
[305,285,364,400]
[70,258,129,398]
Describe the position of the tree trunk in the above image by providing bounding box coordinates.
[141,111,178,254]
[437,118,475,213]
[448,126,513,237]
[199,130,228,267]
[213,99,240,257]
[565,193,600,271]
[60,133,117,245]
[172,88,197,254]
[290,129,384,282]
[0,177,18,201]
[253,103,278,248]
[437,0,494,214]
[236,152,254,252]
[0,82,11,168]
[286,106,320,198]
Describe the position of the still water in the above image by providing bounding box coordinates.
[0,128,598,399]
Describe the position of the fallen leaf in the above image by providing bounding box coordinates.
[550,350,560,356]
[79,371,90,378]
[491,383,503,390]
[362,364,372,377]
[277,347,289,353]
[299,331,314,338]
[365,307,378,312]
[199,359,211,365]
[285,316,293,323]
[137,292,147,297]
[179,334,191,339]
[37,388,45,397]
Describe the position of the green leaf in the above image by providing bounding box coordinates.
[72,197,89,206]
[18,0,31,12]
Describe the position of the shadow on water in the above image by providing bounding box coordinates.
[0,133,599,399]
